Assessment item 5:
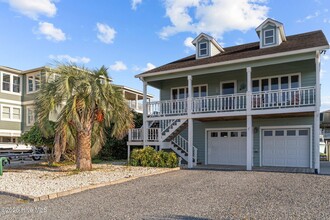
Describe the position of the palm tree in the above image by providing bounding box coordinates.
[36,64,134,171]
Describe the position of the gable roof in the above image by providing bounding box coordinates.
[137,30,329,78]
[192,33,225,52]
[255,18,286,42]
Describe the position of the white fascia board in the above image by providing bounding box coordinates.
[136,45,329,79]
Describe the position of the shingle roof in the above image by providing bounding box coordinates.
[138,30,329,76]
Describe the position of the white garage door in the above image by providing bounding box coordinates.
[207,130,247,165]
[262,128,310,167]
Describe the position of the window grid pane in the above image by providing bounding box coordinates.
[2,74,10,91]
[2,107,10,119]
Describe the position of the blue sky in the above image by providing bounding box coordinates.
[0,0,329,110]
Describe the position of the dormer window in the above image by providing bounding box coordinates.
[199,42,208,57]
[264,29,275,45]
[256,18,287,49]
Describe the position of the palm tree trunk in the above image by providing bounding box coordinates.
[76,130,92,171]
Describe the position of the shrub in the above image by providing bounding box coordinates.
[130,147,178,168]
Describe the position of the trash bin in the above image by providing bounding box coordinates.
[0,157,8,176]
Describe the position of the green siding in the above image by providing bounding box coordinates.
[187,116,314,166]
[159,60,315,101]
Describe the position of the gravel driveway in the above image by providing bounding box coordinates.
[1,170,330,219]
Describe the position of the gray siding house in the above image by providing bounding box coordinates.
[0,65,151,147]
[127,18,329,173]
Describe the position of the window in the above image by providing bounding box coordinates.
[221,82,235,95]
[1,105,21,121]
[264,130,273,136]
[2,106,10,119]
[275,130,284,136]
[220,132,228,137]
[287,130,296,136]
[199,42,208,57]
[252,74,300,92]
[2,73,10,91]
[264,29,275,45]
[27,107,35,126]
[0,137,16,143]
[1,72,21,94]
[27,72,42,93]
[231,132,239,137]
[299,130,309,136]
[241,131,247,137]
[171,85,207,100]
[210,132,218,137]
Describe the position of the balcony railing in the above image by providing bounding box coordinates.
[145,86,316,117]
[129,128,160,142]
[251,86,315,109]
[192,93,246,113]
[126,100,143,112]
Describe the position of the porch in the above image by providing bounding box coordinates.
[146,86,316,118]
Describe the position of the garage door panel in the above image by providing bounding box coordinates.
[208,130,246,166]
[262,128,309,168]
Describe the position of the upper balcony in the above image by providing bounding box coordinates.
[146,86,316,118]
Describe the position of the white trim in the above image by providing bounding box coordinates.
[137,46,329,79]
[205,127,247,165]
[0,71,22,96]
[259,125,313,168]
[22,100,35,105]
[0,129,21,137]
[0,98,21,105]
[0,104,22,122]
[220,80,237,95]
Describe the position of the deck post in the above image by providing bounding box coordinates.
[187,75,194,168]
[314,51,321,173]
[127,145,131,164]
[246,67,253,171]
[143,80,148,148]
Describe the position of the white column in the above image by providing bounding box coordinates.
[135,94,138,110]
[143,80,148,148]
[246,115,253,171]
[246,67,253,171]
[187,75,194,168]
[187,75,193,116]
[188,118,193,168]
[314,51,321,173]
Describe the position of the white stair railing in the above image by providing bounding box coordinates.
[171,135,197,164]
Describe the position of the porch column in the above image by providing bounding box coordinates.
[188,118,194,168]
[135,94,138,110]
[187,75,194,168]
[143,80,148,148]
[127,145,131,164]
[314,51,321,173]
[246,67,253,171]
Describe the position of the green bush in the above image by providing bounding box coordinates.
[130,146,178,168]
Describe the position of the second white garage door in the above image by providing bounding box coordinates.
[262,128,310,168]
[207,130,247,165]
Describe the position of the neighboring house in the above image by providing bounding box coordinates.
[127,18,329,173]
[321,110,330,141]
[0,65,150,147]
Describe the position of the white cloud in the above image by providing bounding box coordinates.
[37,22,66,42]
[133,63,156,72]
[6,0,57,20]
[49,54,91,64]
[159,0,269,39]
[297,11,321,23]
[109,61,127,71]
[96,23,116,44]
[131,0,142,10]
[184,37,195,50]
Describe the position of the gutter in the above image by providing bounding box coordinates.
[136,45,330,79]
